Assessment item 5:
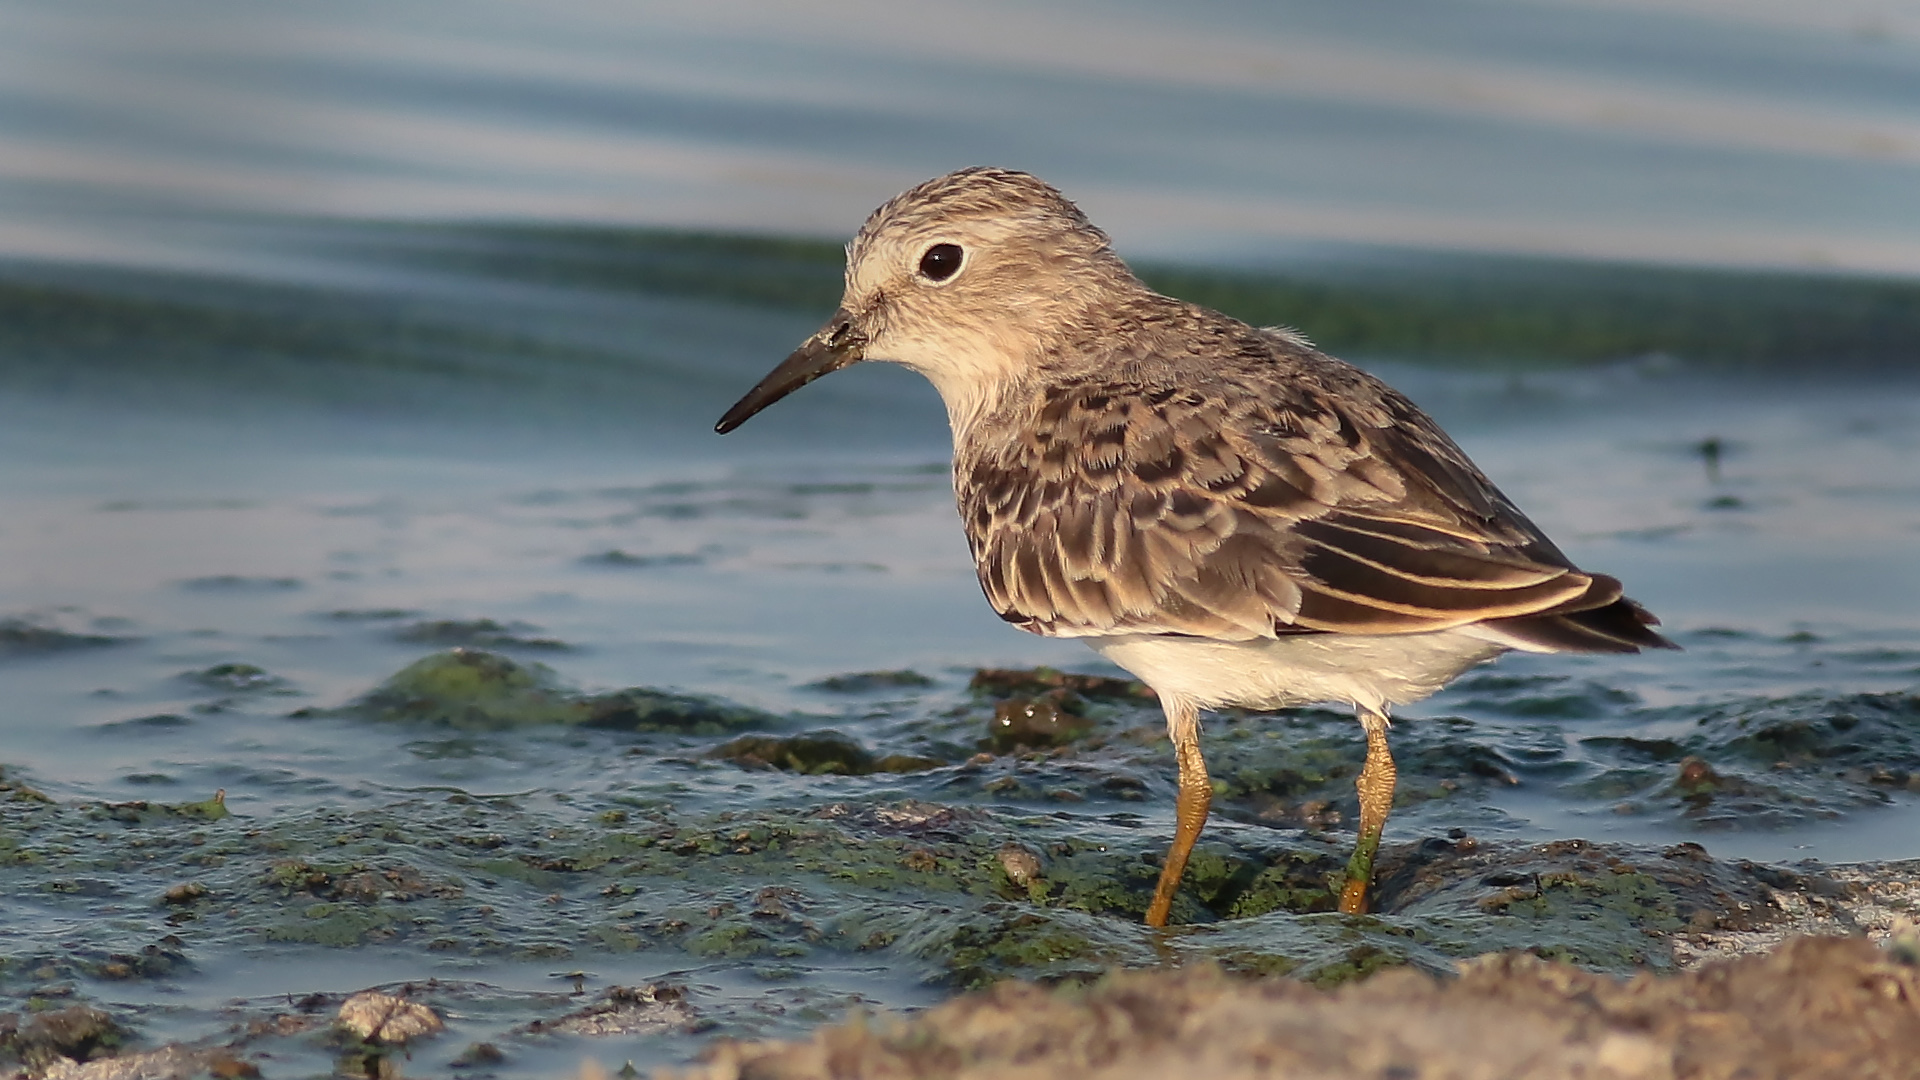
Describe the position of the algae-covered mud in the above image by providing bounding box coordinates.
[1,226,1918,1077]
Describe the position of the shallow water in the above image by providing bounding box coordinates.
[2,2,1920,1073]
[1,224,1917,1074]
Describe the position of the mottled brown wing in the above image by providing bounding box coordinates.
[957,367,1617,640]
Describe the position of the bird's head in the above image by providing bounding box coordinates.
[715,167,1137,435]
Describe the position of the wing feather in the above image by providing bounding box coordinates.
[958,327,1634,642]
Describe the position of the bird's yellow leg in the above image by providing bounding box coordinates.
[1145,697,1208,928]
[1339,706,1396,915]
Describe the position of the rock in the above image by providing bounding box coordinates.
[0,1005,130,1071]
[710,731,939,775]
[85,940,190,982]
[336,991,443,1044]
[161,882,208,906]
[450,1042,506,1067]
[332,649,582,728]
[970,667,1154,702]
[37,1046,257,1080]
[1673,755,1727,796]
[327,648,780,732]
[526,984,695,1037]
[997,843,1044,888]
[987,691,1094,751]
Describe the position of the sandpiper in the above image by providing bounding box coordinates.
[717,167,1674,926]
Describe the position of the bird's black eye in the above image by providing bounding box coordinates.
[918,243,964,282]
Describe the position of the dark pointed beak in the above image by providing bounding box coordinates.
[715,310,867,434]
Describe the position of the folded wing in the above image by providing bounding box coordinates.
[959,352,1668,653]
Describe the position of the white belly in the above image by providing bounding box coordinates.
[1091,630,1506,714]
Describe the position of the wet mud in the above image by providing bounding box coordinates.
[672,934,1920,1080]
[4,659,1918,1077]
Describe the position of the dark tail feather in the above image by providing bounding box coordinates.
[1485,596,1679,654]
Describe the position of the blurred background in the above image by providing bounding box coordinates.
[1,1,1917,1074]
[6,0,1920,271]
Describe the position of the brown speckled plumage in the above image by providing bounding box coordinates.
[955,298,1664,652]
[717,166,1675,924]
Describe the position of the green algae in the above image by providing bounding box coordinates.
[933,909,1125,989]
[809,671,937,693]
[1,768,53,806]
[364,224,848,313]
[1137,254,1920,369]
[87,790,228,825]
[710,731,941,775]
[65,221,1907,371]
[310,649,780,733]
[8,656,1919,1070]
[457,222,1920,369]
[581,688,776,735]
[1219,855,1342,920]
[0,762,1882,1067]
[0,264,644,416]
[324,649,581,729]
[269,903,397,947]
